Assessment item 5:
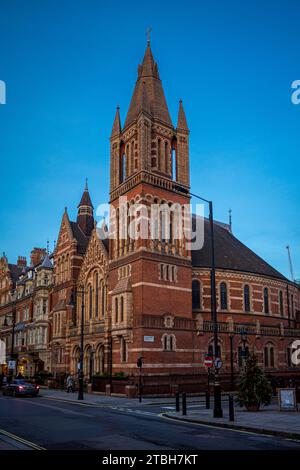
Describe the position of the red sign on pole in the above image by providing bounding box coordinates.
[204,356,213,368]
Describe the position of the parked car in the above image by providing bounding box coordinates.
[2,379,40,397]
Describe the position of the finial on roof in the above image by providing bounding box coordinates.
[64,206,68,214]
[46,240,50,255]
[146,26,152,46]
[229,208,232,232]
[85,177,88,191]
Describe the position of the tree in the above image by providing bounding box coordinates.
[237,351,272,411]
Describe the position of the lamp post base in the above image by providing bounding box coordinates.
[213,382,223,418]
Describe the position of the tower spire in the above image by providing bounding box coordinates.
[111,106,121,138]
[77,180,94,237]
[177,99,189,131]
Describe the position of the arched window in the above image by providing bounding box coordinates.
[171,148,176,180]
[291,295,294,318]
[89,285,93,319]
[244,285,250,312]
[115,297,118,324]
[163,334,176,351]
[264,343,275,368]
[208,343,221,358]
[264,288,269,314]
[279,290,284,316]
[95,273,99,318]
[120,296,124,322]
[220,282,228,310]
[157,138,161,171]
[192,279,201,310]
[121,153,126,183]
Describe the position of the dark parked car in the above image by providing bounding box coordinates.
[2,379,40,397]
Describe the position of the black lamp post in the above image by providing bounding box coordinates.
[68,287,85,400]
[229,333,234,390]
[5,289,17,381]
[190,193,223,418]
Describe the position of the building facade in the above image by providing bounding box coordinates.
[1,42,299,393]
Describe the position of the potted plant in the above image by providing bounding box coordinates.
[237,351,272,411]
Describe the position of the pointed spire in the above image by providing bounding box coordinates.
[78,179,94,209]
[177,99,189,131]
[124,43,172,129]
[110,106,121,138]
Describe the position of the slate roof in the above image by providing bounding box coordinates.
[191,216,287,281]
[8,264,24,283]
[70,221,89,254]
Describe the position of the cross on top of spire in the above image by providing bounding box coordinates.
[146,27,152,46]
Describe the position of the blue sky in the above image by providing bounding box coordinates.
[0,0,299,280]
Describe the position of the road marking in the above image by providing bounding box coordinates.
[159,414,279,438]
[0,429,46,450]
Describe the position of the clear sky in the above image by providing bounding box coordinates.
[0,0,299,280]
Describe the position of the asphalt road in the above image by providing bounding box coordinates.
[0,394,300,450]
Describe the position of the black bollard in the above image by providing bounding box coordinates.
[176,392,180,412]
[205,391,210,409]
[182,392,187,416]
[229,394,234,421]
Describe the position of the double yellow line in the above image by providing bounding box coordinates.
[0,429,46,450]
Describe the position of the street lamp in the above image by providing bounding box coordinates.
[68,287,85,400]
[190,193,223,418]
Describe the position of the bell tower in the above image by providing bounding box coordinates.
[108,41,195,376]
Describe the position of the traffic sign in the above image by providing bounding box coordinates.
[204,356,213,368]
[214,357,222,369]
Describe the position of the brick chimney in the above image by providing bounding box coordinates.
[30,248,47,267]
[17,256,27,267]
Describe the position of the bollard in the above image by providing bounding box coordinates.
[176,392,180,412]
[229,394,234,421]
[205,391,210,409]
[182,392,187,416]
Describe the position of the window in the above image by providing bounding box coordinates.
[121,337,127,362]
[162,334,176,351]
[264,288,269,314]
[115,297,118,324]
[192,279,201,310]
[95,273,99,318]
[291,295,294,318]
[244,285,250,312]
[121,153,126,182]
[171,147,176,180]
[208,344,221,358]
[120,296,124,322]
[220,282,228,310]
[89,285,93,319]
[264,344,275,368]
[279,290,284,316]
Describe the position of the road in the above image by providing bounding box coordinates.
[0,394,300,450]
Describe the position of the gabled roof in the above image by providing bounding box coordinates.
[191,216,287,281]
[123,44,173,129]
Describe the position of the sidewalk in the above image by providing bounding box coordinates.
[39,388,192,406]
[163,403,300,440]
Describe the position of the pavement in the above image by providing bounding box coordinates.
[163,402,300,440]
